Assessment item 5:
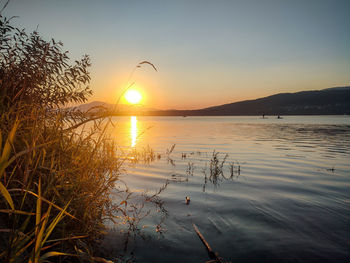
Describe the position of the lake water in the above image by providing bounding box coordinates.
[104,116,350,263]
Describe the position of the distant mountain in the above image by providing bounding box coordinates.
[145,86,350,116]
[74,101,158,114]
[74,101,111,112]
[196,86,350,116]
[75,86,350,116]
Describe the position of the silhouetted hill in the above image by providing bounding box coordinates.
[76,86,350,116]
[145,86,350,116]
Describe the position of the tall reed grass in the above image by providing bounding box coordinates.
[0,13,163,262]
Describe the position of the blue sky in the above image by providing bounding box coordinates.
[3,0,350,109]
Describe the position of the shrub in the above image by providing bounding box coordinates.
[0,14,123,262]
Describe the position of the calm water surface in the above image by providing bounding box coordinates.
[106,116,350,263]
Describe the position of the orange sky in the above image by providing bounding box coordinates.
[91,60,350,110]
[5,1,350,110]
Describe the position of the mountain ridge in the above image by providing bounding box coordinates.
[194,86,350,115]
[77,86,350,116]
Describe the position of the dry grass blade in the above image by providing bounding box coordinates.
[0,0,10,14]
[0,181,14,209]
[35,177,42,238]
[138,61,158,71]
[42,201,70,245]
[0,118,20,178]
[0,209,35,215]
[40,251,76,261]
[166,144,176,155]
[8,189,77,220]
[45,235,89,243]
[33,207,51,263]
[0,118,19,162]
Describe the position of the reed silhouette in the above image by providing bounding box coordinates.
[0,13,166,262]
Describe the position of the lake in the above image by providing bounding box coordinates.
[104,116,350,263]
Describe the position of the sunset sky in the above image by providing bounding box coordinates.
[4,0,350,110]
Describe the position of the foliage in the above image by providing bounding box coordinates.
[0,15,91,111]
[0,13,130,262]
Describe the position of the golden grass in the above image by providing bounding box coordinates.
[0,13,166,262]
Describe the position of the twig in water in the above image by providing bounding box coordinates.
[192,223,224,263]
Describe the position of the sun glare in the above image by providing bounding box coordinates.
[125,89,142,104]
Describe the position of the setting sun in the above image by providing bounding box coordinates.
[124,89,142,104]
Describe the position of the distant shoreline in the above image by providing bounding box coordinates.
[80,86,350,116]
[107,112,349,117]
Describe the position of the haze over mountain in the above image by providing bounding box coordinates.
[78,86,350,116]
[75,101,158,113]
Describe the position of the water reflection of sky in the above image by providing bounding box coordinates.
[114,116,350,158]
[130,116,137,147]
[107,116,350,263]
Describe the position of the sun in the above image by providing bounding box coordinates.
[124,89,142,104]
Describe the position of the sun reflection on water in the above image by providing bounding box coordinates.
[131,116,137,147]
